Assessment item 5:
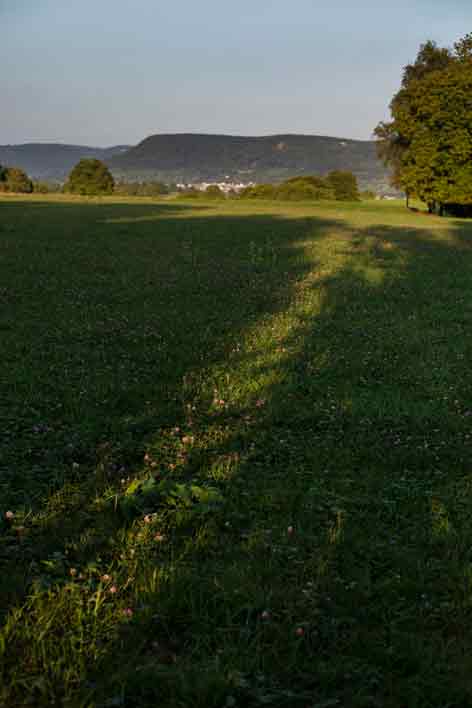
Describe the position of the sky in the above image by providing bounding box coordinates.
[2,0,472,146]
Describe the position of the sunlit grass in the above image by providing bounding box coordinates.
[2,195,472,706]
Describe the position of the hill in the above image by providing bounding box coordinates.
[0,134,393,192]
[110,133,392,191]
[0,143,130,181]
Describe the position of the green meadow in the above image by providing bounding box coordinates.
[2,194,472,707]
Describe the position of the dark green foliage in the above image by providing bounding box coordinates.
[65,159,114,195]
[239,173,358,201]
[114,181,169,197]
[0,166,33,193]
[375,33,472,212]
[325,170,360,200]
[276,175,335,200]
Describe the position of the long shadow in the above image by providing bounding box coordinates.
[3,200,472,706]
[91,212,472,707]
[168,214,472,708]
[0,199,343,607]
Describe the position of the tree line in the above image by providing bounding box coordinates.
[0,158,362,201]
[238,171,360,201]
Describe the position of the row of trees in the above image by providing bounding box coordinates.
[0,159,361,202]
[239,171,360,201]
[0,160,115,196]
[376,32,472,215]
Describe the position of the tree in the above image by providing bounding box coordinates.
[0,166,33,193]
[375,33,472,213]
[65,159,114,195]
[325,171,360,200]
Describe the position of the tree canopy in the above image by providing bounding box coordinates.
[375,33,472,213]
[65,159,114,195]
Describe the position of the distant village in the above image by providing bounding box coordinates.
[176,179,255,194]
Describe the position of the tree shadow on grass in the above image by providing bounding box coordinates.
[95,215,472,708]
[3,201,472,706]
[0,200,339,606]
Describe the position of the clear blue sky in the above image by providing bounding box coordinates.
[2,0,471,146]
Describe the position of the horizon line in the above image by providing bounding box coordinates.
[1,131,377,150]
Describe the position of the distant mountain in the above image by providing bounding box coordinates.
[0,143,130,180]
[110,133,392,191]
[0,134,394,192]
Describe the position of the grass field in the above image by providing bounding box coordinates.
[2,194,472,707]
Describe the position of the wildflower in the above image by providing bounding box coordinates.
[287,525,294,536]
[144,515,153,524]
[144,453,151,463]
[154,533,166,543]
[182,435,194,445]
[261,610,270,620]
[122,607,133,618]
[5,511,14,521]
[256,398,266,408]
[69,568,77,577]
[72,462,80,470]
[109,585,118,594]
[295,627,304,637]
[100,574,111,583]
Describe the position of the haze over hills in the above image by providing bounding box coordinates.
[110,133,391,191]
[0,144,130,181]
[0,134,393,192]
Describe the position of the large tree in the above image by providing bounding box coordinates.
[375,34,472,213]
[65,159,114,196]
